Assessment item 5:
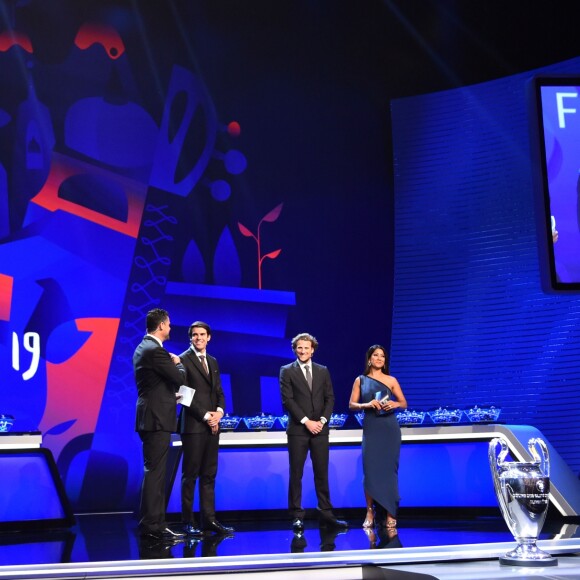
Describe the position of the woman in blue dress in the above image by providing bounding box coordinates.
[349,345,407,529]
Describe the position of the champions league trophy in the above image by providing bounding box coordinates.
[489,437,557,567]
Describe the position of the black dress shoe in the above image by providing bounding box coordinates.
[292,518,304,530]
[203,520,234,535]
[184,523,202,536]
[138,536,177,558]
[291,531,307,553]
[320,517,348,529]
[144,527,186,541]
[183,537,201,556]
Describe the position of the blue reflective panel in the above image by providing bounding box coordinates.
[0,541,67,566]
[0,452,66,521]
[167,441,496,512]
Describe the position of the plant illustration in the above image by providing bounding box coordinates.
[238,203,283,289]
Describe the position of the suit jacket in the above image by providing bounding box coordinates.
[133,335,186,432]
[178,347,226,434]
[279,360,334,436]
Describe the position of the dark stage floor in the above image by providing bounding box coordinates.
[1,512,579,570]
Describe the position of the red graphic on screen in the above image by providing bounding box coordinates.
[74,23,125,60]
[39,317,120,461]
[238,203,283,289]
[0,273,13,321]
[31,153,147,238]
[227,121,241,137]
[0,31,33,53]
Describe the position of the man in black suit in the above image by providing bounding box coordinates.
[279,332,348,530]
[178,321,233,536]
[133,308,186,541]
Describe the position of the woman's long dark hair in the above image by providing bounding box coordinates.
[363,344,389,375]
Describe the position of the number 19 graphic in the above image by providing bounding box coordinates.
[12,332,40,381]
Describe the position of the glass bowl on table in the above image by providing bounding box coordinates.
[465,405,501,424]
[428,407,463,425]
[243,413,276,431]
[328,413,347,429]
[396,409,426,426]
[219,414,241,431]
[0,414,14,432]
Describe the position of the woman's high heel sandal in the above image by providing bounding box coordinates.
[362,508,374,528]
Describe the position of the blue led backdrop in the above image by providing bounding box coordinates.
[391,58,580,478]
[0,1,393,511]
[1,1,580,514]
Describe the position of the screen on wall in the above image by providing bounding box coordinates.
[531,76,580,292]
[0,3,393,512]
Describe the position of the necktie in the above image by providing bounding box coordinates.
[199,355,209,375]
[304,365,312,390]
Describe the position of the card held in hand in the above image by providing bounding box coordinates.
[178,385,195,407]
[375,390,390,416]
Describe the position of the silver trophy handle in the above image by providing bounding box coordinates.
[489,438,516,531]
[528,437,550,477]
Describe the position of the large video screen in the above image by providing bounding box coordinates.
[531,76,580,291]
[0,3,393,513]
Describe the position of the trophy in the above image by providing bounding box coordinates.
[489,437,557,567]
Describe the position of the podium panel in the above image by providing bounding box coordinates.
[166,424,580,516]
[167,436,498,513]
[0,434,75,532]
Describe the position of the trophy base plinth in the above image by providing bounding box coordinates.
[499,556,558,567]
[499,544,558,567]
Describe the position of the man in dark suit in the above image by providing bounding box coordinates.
[279,332,348,531]
[178,321,233,536]
[133,308,186,541]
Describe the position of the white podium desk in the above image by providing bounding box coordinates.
[0,432,42,450]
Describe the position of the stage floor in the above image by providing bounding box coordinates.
[1,513,580,579]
